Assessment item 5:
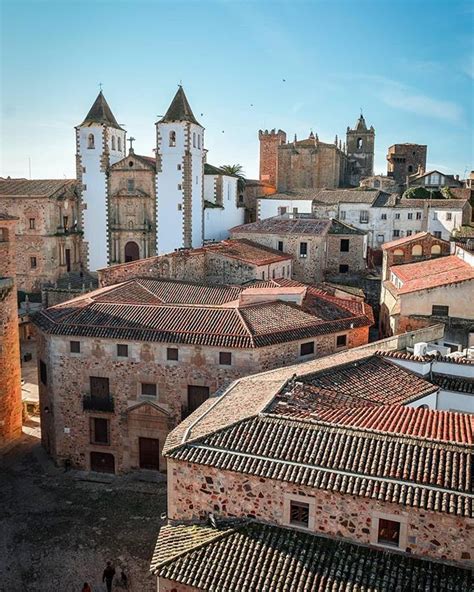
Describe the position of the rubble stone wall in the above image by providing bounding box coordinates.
[167,459,472,567]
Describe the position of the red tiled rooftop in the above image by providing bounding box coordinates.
[231,217,332,236]
[33,278,373,348]
[205,239,292,266]
[391,255,474,293]
[310,405,474,445]
[382,231,432,250]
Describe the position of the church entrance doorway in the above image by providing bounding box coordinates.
[124,241,140,262]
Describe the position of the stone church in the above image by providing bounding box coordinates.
[259,114,375,191]
[76,87,243,270]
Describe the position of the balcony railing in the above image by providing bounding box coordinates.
[83,394,114,412]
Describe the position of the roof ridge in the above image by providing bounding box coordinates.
[234,307,255,347]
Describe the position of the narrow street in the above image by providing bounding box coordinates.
[0,418,167,592]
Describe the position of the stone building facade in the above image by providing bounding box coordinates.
[107,150,157,264]
[381,231,450,281]
[0,214,23,447]
[98,238,292,287]
[387,143,427,184]
[231,216,367,283]
[33,279,372,474]
[0,178,86,294]
[259,115,375,192]
[153,337,473,590]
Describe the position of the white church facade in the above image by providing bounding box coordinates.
[76,87,244,270]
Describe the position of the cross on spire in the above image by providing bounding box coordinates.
[99,82,103,91]
[128,137,135,153]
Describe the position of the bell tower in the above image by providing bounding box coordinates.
[346,114,375,186]
[75,91,126,270]
[155,86,204,254]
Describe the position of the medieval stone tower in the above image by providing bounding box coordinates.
[346,114,375,186]
[0,214,22,447]
[156,86,204,254]
[76,91,126,270]
[258,129,287,189]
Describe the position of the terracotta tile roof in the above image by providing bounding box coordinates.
[151,521,473,591]
[33,278,372,348]
[205,239,292,265]
[169,414,472,516]
[163,327,447,454]
[382,231,431,250]
[377,349,474,366]
[0,178,77,198]
[391,255,474,293]
[431,374,474,394]
[303,404,474,444]
[269,355,438,410]
[231,216,332,236]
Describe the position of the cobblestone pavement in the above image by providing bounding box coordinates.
[0,421,167,592]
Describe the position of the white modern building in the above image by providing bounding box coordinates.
[76,92,126,270]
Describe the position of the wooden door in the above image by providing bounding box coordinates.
[139,437,160,470]
[187,385,210,415]
[90,451,115,473]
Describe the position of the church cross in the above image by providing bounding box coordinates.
[99,82,103,91]
[128,137,136,152]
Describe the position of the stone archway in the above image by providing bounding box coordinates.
[124,241,140,262]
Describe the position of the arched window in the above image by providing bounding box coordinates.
[169,131,176,147]
[124,241,140,262]
[408,165,413,173]
[111,136,116,151]
[117,137,121,151]
[412,244,423,258]
[88,133,95,149]
[197,134,201,149]
[431,244,441,256]
[193,132,196,148]
[393,249,404,263]
[357,138,363,149]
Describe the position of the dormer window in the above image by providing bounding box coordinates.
[88,134,95,149]
[169,131,176,147]
[111,136,116,150]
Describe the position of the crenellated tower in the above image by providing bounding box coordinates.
[258,129,287,189]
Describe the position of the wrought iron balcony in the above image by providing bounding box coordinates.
[83,394,114,412]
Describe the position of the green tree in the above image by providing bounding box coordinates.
[220,164,246,194]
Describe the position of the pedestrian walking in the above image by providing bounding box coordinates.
[102,561,116,592]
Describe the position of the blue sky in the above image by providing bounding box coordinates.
[1,0,472,180]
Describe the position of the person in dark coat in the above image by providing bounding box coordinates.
[102,562,116,592]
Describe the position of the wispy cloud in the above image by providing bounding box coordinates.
[336,74,463,123]
[461,54,474,79]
